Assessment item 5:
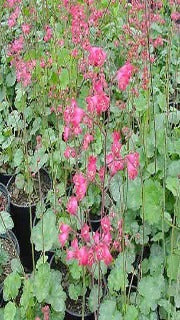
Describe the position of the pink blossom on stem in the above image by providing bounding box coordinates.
[73,173,87,201]
[82,133,94,150]
[126,152,140,180]
[87,156,97,181]
[22,23,31,35]
[66,196,78,215]
[77,246,89,266]
[81,223,90,242]
[88,46,106,67]
[101,216,111,233]
[116,62,133,91]
[44,25,52,42]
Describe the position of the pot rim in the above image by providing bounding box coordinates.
[0,183,10,212]
[0,229,20,287]
[66,307,93,318]
[7,167,52,209]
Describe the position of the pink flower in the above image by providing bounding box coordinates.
[171,12,180,22]
[126,152,139,180]
[44,25,52,42]
[8,36,23,55]
[88,46,106,67]
[81,223,90,242]
[86,93,109,114]
[87,248,95,266]
[58,223,71,247]
[77,246,89,266]
[153,36,163,48]
[58,233,69,247]
[111,131,122,157]
[73,173,87,201]
[82,134,94,150]
[116,62,133,91]
[64,147,76,159]
[99,166,105,182]
[71,107,84,127]
[103,245,113,265]
[67,196,78,215]
[101,216,111,233]
[87,156,97,181]
[22,23,31,35]
[63,126,70,141]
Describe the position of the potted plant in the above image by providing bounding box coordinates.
[7,159,52,271]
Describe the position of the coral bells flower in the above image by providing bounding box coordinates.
[8,36,23,55]
[126,152,140,180]
[88,46,106,67]
[58,224,71,247]
[153,37,163,48]
[87,156,97,181]
[73,173,87,201]
[8,7,20,28]
[22,23,31,35]
[66,196,78,215]
[116,62,133,91]
[81,223,90,242]
[111,131,122,157]
[101,216,111,233]
[44,25,52,42]
[77,246,89,266]
[86,93,110,115]
[42,305,50,320]
[82,133,94,150]
[64,146,76,159]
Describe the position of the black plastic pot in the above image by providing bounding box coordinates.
[65,309,94,320]
[0,183,10,212]
[0,230,20,306]
[7,168,52,271]
[90,217,101,232]
[0,173,13,187]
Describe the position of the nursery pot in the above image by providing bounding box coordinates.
[0,183,10,212]
[0,230,20,306]
[0,173,13,187]
[7,168,52,271]
[89,213,101,232]
[65,309,94,320]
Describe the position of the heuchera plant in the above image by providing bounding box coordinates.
[0,0,179,319]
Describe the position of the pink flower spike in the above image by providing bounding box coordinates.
[88,46,106,67]
[101,216,111,233]
[81,223,90,243]
[77,246,89,266]
[126,152,140,180]
[67,196,78,215]
[87,156,97,181]
[116,62,133,91]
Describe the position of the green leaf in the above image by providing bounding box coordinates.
[0,211,14,233]
[99,299,122,320]
[166,176,179,197]
[15,174,25,190]
[3,273,21,301]
[31,209,58,252]
[46,270,66,313]
[109,172,123,203]
[89,285,102,312]
[4,302,16,320]
[124,305,138,320]
[13,149,24,167]
[20,278,34,318]
[127,177,142,210]
[33,263,51,303]
[68,283,82,301]
[143,180,163,225]
[6,72,16,87]
[59,69,69,90]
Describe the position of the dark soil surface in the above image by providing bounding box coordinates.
[9,170,51,206]
[0,193,7,212]
[0,237,17,283]
[52,259,91,316]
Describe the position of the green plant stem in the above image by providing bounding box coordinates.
[82,266,86,320]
